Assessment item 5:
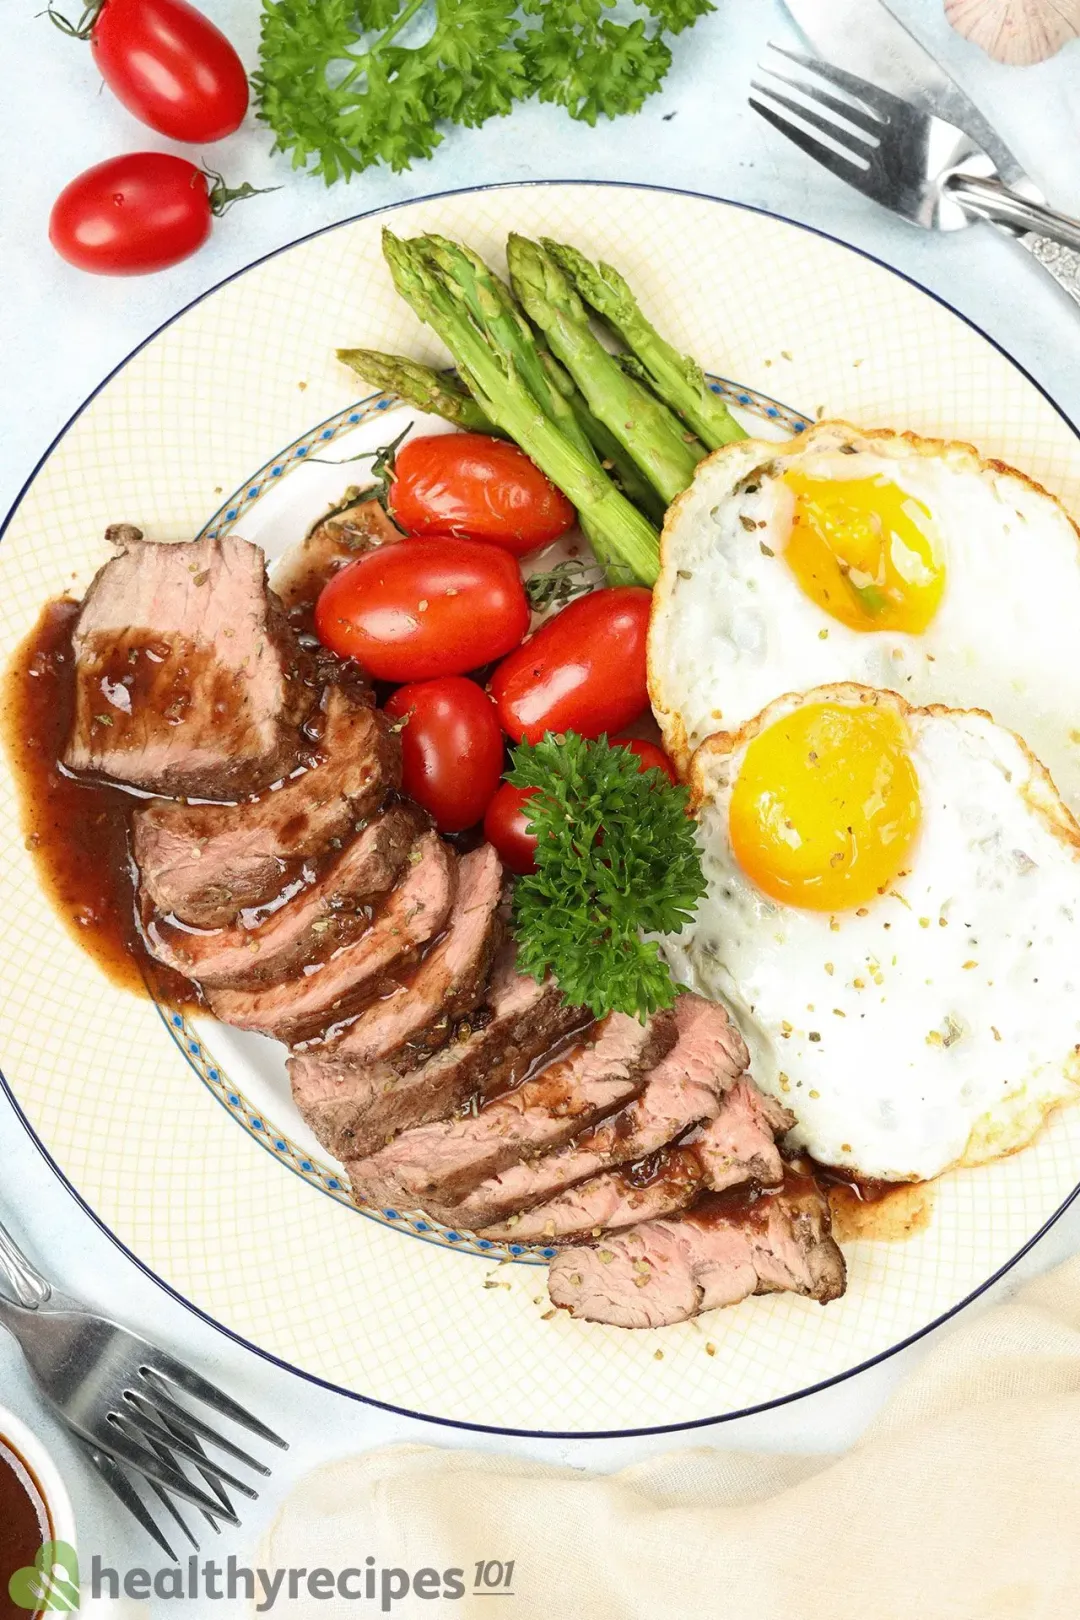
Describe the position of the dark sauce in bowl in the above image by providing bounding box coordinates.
[0,1434,52,1620]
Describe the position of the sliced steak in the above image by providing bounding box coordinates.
[64,534,311,798]
[694,1077,794,1194]
[348,1009,678,1216]
[273,495,401,618]
[133,687,401,928]
[483,1074,794,1243]
[548,1168,847,1328]
[141,802,425,987]
[205,833,456,1043]
[289,843,504,1159]
[323,951,588,1168]
[456,994,747,1231]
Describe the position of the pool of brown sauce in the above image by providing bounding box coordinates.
[1,598,200,1011]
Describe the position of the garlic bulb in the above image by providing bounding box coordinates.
[945,0,1080,64]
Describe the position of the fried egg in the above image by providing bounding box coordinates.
[648,423,1080,814]
[662,685,1080,1182]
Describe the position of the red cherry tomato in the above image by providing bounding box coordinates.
[389,434,576,557]
[49,154,245,275]
[314,537,529,683]
[490,586,653,745]
[483,783,540,875]
[85,0,248,142]
[615,737,679,785]
[384,678,504,834]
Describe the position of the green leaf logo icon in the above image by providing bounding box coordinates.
[8,1540,79,1611]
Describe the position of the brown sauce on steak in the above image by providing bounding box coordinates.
[2,598,200,1009]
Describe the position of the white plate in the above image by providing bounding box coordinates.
[3,182,1080,1436]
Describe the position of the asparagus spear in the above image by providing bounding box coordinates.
[540,353,667,524]
[418,235,594,460]
[382,229,661,587]
[337,348,500,434]
[418,236,661,516]
[506,234,705,506]
[543,239,747,450]
[415,234,652,574]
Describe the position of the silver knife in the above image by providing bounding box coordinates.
[782,0,1080,306]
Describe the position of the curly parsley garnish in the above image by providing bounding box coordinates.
[508,733,706,1021]
[255,1,715,185]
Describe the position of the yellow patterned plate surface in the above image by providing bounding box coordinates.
[3,183,1080,1436]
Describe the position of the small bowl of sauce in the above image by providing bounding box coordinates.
[0,1406,76,1620]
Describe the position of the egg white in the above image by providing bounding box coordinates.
[663,685,1080,1182]
[648,422,1080,815]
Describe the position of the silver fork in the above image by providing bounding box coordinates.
[750,46,1080,251]
[0,1214,287,1560]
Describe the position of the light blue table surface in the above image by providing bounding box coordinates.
[3,1,1080,1608]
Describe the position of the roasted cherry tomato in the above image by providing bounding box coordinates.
[384,678,504,834]
[483,782,540,875]
[389,433,576,556]
[66,0,249,142]
[490,586,652,744]
[314,537,529,683]
[49,154,260,276]
[615,737,680,785]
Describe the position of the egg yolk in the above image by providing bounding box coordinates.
[783,470,945,634]
[729,702,921,911]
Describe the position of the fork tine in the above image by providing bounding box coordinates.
[757,63,885,138]
[156,1411,235,1527]
[749,96,874,188]
[146,1476,202,1553]
[766,43,908,116]
[98,1421,241,1522]
[144,1422,226,1535]
[126,1386,271,1474]
[139,1361,288,1449]
[750,82,877,165]
[81,1443,180,1562]
[113,1411,258,1499]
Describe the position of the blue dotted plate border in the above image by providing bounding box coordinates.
[154,377,810,1264]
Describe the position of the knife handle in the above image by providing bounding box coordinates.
[1022,234,1080,312]
[951,176,1080,306]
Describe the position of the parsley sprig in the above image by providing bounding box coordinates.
[508,733,706,1021]
[255,1,715,184]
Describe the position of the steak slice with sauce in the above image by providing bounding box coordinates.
[547,1169,847,1328]
[141,802,425,988]
[133,688,401,929]
[289,843,505,1159]
[347,1009,678,1216]
[64,534,312,798]
[272,495,401,615]
[482,1074,794,1243]
[452,994,748,1231]
[205,832,456,1043]
[313,949,588,1169]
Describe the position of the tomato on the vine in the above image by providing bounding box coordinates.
[389,433,576,557]
[314,537,529,682]
[55,0,248,143]
[490,586,652,745]
[385,678,504,834]
[49,155,264,275]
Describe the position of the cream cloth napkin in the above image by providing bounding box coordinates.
[260,1254,1080,1618]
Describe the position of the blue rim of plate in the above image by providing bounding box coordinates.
[142,374,809,1266]
[3,179,1080,1440]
